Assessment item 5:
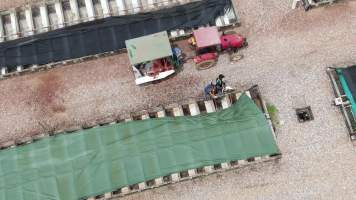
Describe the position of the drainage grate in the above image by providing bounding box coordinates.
[296,106,314,122]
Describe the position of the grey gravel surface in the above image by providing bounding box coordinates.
[1,0,356,199]
[118,0,356,200]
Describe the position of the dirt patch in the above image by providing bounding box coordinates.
[142,73,204,106]
[277,2,353,33]
[32,73,66,116]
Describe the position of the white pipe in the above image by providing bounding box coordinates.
[0,16,5,42]
[25,7,35,35]
[10,10,19,39]
[85,0,96,20]
[69,0,80,23]
[55,1,65,28]
[116,0,126,15]
[39,4,50,31]
[100,0,111,17]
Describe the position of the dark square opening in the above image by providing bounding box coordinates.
[180,171,189,178]
[197,101,207,113]
[129,184,139,190]
[230,160,238,166]
[116,118,126,123]
[146,179,155,187]
[182,105,191,116]
[95,194,104,199]
[213,98,223,110]
[213,164,222,170]
[196,167,205,174]
[148,112,157,118]
[229,93,237,104]
[112,188,121,195]
[164,109,174,117]
[132,115,142,120]
[163,175,172,182]
[296,106,314,122]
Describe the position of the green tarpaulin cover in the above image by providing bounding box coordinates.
[125,31,172,65]
[337,68,356,116]
[0,94,279,200]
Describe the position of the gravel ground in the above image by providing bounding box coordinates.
[0,0,42,10]
[1,0,356,199]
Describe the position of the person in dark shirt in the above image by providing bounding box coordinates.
[216,74,226,96]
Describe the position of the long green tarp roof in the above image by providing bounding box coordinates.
[125,31,172,65]
[0,94,279,200]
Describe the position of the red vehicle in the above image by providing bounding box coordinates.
[193,52,218,64]
[190,26,247,70]
[220,33,246,50]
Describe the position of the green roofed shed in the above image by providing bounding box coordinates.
[0,94,279,200]
[125,31,173,65]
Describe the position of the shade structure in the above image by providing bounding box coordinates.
[337,66,356,116]
[193,26,221,49]
[126,31,172,65]
[0,94,279,200]
[0,0,233,70]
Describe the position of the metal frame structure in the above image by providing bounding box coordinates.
[0,0,200,41]
[292,0,337,10]
[0,0,239,42]
[327,67,356,141]
[0,86,281,200]
[0,0,240,80]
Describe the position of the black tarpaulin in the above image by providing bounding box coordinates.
[0,0,233,70]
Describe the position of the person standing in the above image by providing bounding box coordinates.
[216,74,226,96]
